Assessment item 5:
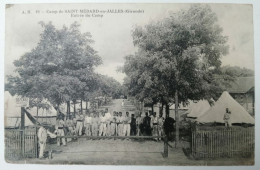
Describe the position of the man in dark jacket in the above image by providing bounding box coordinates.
[143,112,152,136]
[130,114,137,136]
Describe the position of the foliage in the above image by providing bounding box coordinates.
[6,22,102,108]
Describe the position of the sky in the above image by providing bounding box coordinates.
[5,3,254,84]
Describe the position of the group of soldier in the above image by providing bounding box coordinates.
[54,108,174,146]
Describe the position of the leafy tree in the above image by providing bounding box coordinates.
[123,5,229,147]
[6,22,102,114]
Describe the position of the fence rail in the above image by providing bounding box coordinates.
[191,127,254,159]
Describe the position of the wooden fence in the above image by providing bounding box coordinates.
[191,127,254,159]
[5,128,38,160]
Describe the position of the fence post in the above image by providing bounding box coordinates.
[163,135,168,158]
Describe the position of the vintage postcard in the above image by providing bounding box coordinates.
[4,3,255,166]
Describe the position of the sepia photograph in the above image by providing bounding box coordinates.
[4,3,255,166]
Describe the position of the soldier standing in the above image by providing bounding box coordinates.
[76,114,84,136]
[104,108,112,136]
[84,112,92,136]
[151,112,159,140]
[65,116,75,142]
[99,112,107,136]
[117,112,124,136]
[91,112,100,136]
[110,111,118,136]
[158,113,165,141]
[123,112,131,136]
[56,118,66,146]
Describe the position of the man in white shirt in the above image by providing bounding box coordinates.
[38,126,56,159]
[99,112,107,136]
[104,108,112,136]
[84,112,92,136]
[123,112,131,136]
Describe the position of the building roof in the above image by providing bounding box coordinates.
[227,77,254,93]
[196,91,255,124]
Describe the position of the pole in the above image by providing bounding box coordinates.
[21,107,25,130]
[175,90,179,148]
[163,135,168,158]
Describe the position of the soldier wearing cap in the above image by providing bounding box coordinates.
[76,114,84,136]
[55,118,66,146]
[117,112,124,136]
[84,112,92,136]
[99,111,107,136]
[123,112,131,136]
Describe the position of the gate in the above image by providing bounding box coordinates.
[191,127,254,159]
[5,128,38,160]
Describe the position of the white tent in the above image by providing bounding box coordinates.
[186,100,211,118]
[196,91,255,124]
[5,91,34,127]
[4,91,57,127]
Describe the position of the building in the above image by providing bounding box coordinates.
[226,77,254,116]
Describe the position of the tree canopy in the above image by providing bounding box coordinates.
[122,4,229,146]
[6,22,103,108]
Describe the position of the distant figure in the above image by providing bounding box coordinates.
[56,118,66,146]
[123,112,131,136]
[110,111,118,136]
[104,108,112,136]
[84,112,92,136]
[164,114,175,141]
[38,126,56,159]
[224,108,232,128]
[130,114,137,136]
[151,112,159,140]
[91,112,100,136]
[76,114,84,136]
[121,100,125,107]
[117,112,124,136]
[136,112,143,136]
[158,113,165,140]
[99,112,107,136]
[143,112,152,136]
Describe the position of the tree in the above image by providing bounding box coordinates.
[6,22,102,114]
[123,5,229,147]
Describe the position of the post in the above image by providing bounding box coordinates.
[175,90,179,148]
[21,107,25,130]
[163,135,168,157]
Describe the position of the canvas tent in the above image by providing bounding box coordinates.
[4,91,57,128]
[186,100,211,118]
[196,91,255,124]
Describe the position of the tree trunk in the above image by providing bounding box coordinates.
[166,103,169,117]
[67,101,70,119]
[175,90,179,148]
[80,100,83,114]
[73,101,76,117]
[151,104,154,114]
[86,100,88,113]
[160,102,164,116]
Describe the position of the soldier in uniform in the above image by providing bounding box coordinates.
[91,112,100,136]
[136,112,143,136]
[65,116,75,142]
[158,112,165,141]
[151,112,159,140]
[38,126,56,159]
[117,112,124,136]
[143,112,152,136]
[99,111,107,136]
[84,112,92,136]
[110,111,118,136]
[76,114,84,136]
[123,112,131,136]
[104,108,112,136]
[55,118,66,146]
